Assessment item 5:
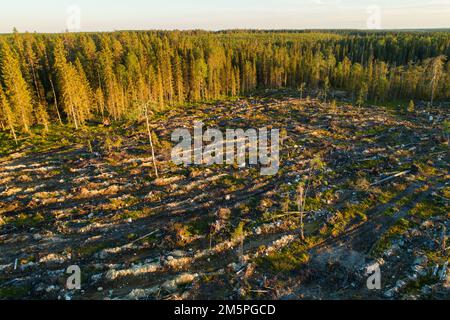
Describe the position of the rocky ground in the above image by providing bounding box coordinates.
[0,96,448,300]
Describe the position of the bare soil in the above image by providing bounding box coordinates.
[0,97,448,300]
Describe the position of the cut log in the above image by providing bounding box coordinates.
[370,170,411,186]
[127,229,160,246]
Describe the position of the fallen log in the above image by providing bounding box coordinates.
[127,229,160,246]
[370,170,411,186]
[265,211,302,222]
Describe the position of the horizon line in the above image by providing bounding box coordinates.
[2,27,450,36]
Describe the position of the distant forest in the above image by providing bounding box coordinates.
[0,30,449,137]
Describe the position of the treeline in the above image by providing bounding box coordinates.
[0,30,449,139]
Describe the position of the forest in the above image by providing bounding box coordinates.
[0,30,449,141]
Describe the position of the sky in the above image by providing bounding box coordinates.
[0,0,449,33]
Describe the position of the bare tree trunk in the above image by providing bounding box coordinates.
[30,61,43,104]
[300,83,305,99]
[297,184,305,240]
[9,122,18,145]
[49,77,63,125]
[21,113,30,134]
[442,224,447,253]
[144,103,159,178]
[70,105,78,130]
[431,74,437,108]
[300,210,305,240]
[239,238,244,264]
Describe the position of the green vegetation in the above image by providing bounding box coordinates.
[403,274,441,295]
[324,201,370,238]
[188,215,215,237]
[0,285,30,299]
[372,218,411,255]
[407,100,415,114]
[0,31,449,146]
[4,212,48,228]
[257,242,310,273]
[74,242,109,258]
[216,174,246,193]
[231,222,246,243]
[410,199,448,219]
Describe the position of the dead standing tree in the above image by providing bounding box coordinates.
[441,224,447,253]
[296,184,306,240]
[296,155,325,241]
[143,101,159,179]
[232,222,246,264]
[274,156,325,240]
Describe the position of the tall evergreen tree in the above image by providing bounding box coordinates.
[0,85,17,143]
[0,41,33,133]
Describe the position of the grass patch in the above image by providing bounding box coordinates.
[187,215,215,236]
[354,159,384,170]
[112,208,151,222]
[355,125,387,137]
[403,274,440,295]
[372,218,410,255]
[5,212,48,228]
[257,241,310,273]
[0,285,30,299]
[325,201,370,238]
[410,199,448,219]
[74,242,109,258]
[304,196,324,211]
[415,162,439,177]
[108,196,139,211]
[382,195,414,216]
[216,174,247,193]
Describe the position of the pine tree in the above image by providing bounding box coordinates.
[428,55,446,107]
[356,82,368,107]
[98,47,121,120]
[173,54,185,104]
[407,100,415,114]
[54,40,92,129]
[75,58,93,123]
[0,41,33,133]
[0,85,18,144]
[35,103,49,132]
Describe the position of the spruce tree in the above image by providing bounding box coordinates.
[1,41,33,133]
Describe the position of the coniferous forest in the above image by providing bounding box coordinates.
[0,30,449,135]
